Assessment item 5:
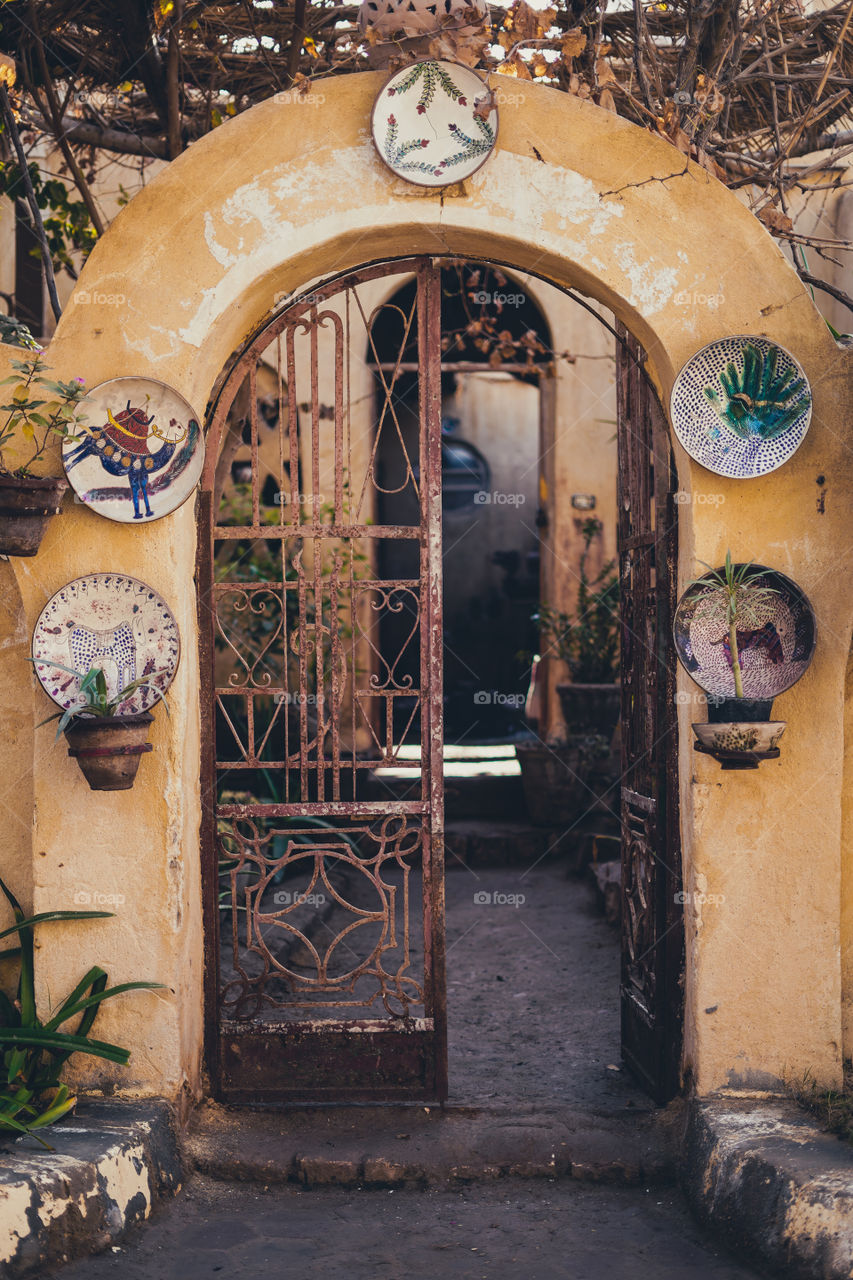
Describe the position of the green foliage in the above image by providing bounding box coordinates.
[535,517,620,683]
[785,1063,853,1146]
[687,550,778,699]
[0,155,97,276]
[33,662,171,738]
[0,314,39,350]
[0,352,87,476]
[0,874,163,1147]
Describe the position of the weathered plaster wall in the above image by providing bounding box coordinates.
[6,73,851,1099]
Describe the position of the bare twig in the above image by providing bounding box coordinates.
[0,84,62,322]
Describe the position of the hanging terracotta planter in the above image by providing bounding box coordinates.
[64,713,153,791]
[0,474,67,556]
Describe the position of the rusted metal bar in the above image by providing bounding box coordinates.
[202,258,447,1102]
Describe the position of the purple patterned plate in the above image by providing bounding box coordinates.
[673,564,816,700]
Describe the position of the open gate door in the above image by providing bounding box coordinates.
[198,259,447,1102]
[616,329,685,1104]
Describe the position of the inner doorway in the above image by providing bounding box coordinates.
[199,255,683,1105]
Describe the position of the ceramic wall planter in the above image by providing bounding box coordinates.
[674,561,816,770]
[0,474,67,556]
[556,682,620,738]
[692,719,786,770]
[64,712,154,790]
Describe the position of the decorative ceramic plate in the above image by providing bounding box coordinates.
[32,573,181,713]
[670,337,812,478]
[371,60,498,187]
[673,564,816,701]
[63,377,204,522]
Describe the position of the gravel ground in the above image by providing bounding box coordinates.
[52,1175,765,1280]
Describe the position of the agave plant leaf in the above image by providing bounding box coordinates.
[0,1028,132,1065]
[0,910,112,945]
[45,979,165,1034]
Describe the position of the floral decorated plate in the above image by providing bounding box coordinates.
[371,59,498,187]
[32,573,181,712]
[673,564,816,701]
[63,377,204,522]
[670,336,812,478]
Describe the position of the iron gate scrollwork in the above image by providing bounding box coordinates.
[198,259,447,1102]
[616,328,684,1104]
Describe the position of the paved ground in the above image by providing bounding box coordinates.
[444,864,648,1109]
[52,1175,766,1280]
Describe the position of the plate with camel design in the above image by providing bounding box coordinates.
[32,573,181,712]
[670,337,812,478]
[371,60,498,187]
[673,564,816,701]
[63,377,204,522]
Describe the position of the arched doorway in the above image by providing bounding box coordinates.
[199,256,683,1104]
[23,71,846,1105]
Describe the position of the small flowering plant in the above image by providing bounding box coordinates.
[0,353,87,477]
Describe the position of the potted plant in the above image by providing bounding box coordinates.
[0,352,87,555]
[0,875,162,1145]
[516,730,611,827]
[674,552,815,769]
[37,664,169,791]
[535,517,620,737]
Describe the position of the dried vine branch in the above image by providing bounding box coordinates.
[0,0,850,311]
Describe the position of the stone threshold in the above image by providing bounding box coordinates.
[682,1096,853,1280]
[184,1098,679,1189]
[0,1100,182,1279]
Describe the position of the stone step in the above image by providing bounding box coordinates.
[185,1100,678,1190]
[364,770,527,821]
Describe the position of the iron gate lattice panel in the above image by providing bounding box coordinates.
[198,259,446,1102]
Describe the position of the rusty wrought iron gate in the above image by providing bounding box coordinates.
[616,330,684,1104]
[198,259,446,1102]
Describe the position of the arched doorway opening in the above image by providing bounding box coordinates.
[200,255,683,1106]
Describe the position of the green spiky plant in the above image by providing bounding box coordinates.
[0,875,163,1147]
[688,550,779,699]
[32,663,170,739]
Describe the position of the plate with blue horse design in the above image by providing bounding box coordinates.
[673,564,816,701]
[32,573,180,713]
[63,377,204,522]
[371,60,498,188]
[670,337,812,478]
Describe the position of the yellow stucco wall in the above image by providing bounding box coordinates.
[3,72,851,1099]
